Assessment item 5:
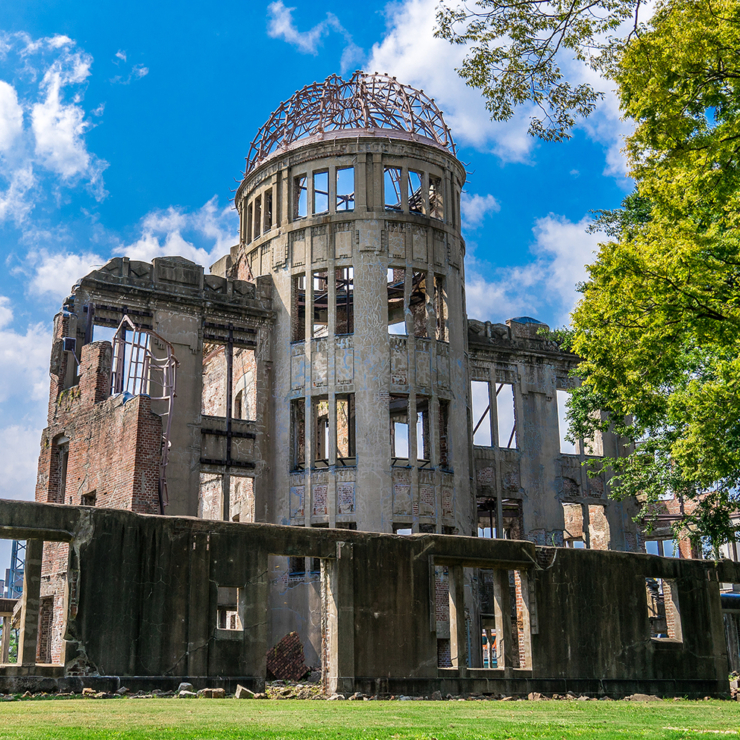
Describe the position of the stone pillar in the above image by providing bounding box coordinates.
[448,564,468,676]
[324,541,355,695]
[493,568,513,673]
[1,616,10,663]
[18,538,43,666]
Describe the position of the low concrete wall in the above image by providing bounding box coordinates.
[0,499,736,697]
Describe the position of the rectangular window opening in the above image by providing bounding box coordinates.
[557,389,577,454]
[81,490,96,507]
[429,175,443,220]
[232,348,256,421]
[390,395,409,461]
[387,268,406,335]
[199,472,223,520]
[246,202,253,244]
[336,393,356,465]
[253,195,262,240]
[384,166,402,211]
[202,343,226,416]
[263,190,273,232]
[416,397,430,463]
[394,525,413,535]
[408,170,424,214]
[217,586,243,631]
[294,174,307,219]
[645,540,681,558]
[312,270,329,338]
[439,399,450,470]
[335,267,354,335]
[313,397,330,467]
[411,271,428,338]
[291,399,305,471]
[435,275,448,342]
[288,557,306,578]
[313,171,329,214]
[646,577,683,641]
[471,380,492,447]
[292,274,306,342]
[336,167,354,211]
[496,383,517,449]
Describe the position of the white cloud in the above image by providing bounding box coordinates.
[461,193,500,228]
[267,1,363,73]
[0,165,36,223]
[115,50,127,63]
[28,250,105,299]
[0,81,23,152]
[368,0,537,163]
[0,424,42,501]
[117,196,238,267]
[466,214,600,327]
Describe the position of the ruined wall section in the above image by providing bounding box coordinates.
[467,317,642,552]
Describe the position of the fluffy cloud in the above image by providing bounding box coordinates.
[267,1,363,73]
[111,50,149,85]
[461,193,500,229]
[116,196,238,267]
[0,81,23,152]
[28,250,105,299]
[466,214,601,327]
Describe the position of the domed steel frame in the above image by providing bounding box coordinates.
[245,71,455,174]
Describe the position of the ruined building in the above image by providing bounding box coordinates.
[1,72,735,696]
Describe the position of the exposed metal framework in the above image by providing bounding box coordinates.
[111,316,178,513]
[4,540,25,599]
[246,71,455,174]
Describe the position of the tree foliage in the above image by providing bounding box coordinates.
[568,0,740,556]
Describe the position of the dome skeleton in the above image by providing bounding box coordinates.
[245,71,456,174]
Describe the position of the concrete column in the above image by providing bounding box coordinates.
[324,541,355,695]
[448,564,468,676]
[243,550,269,688]
[186,532,211,676]
[493,568,513,673]
[1,616,10,663]
[18,538,43,666]
[517,571,533,669]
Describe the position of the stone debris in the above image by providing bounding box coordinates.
[177,690,198,698]
[626,693,662,702]
[177,682,194,693]
[197,688,226,698]
[235,685,256,699]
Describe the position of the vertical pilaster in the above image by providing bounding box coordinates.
[448,563,468,676]
[18,538,43,666]
[325,541,355,695]
[493,568,513,674]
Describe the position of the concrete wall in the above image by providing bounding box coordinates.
[0,499,734,698]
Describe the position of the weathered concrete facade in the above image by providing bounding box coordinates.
[0,499,736,698]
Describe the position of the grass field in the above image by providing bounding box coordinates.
[1,698,740,739]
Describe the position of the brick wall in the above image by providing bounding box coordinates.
[202,345,256,419]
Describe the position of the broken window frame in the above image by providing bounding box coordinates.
[434,275,448,342]
[313,170,329,215]
[291,274,306,343]
[312,270,329,338]
[387,267,406,335]
[390,394,410,464]
[556,389,577,455]
[253,194,262,240]
[312,396,330,468]
[336,166,355,211]
[216,586,243,631]
[429,174,444,220]
[471,380,492,448]
[646,577,683,642]
[263,189,273,233]
[335,393,356,466]
[294,174,308,219]
[384,166,403,211]
[495,382,517,450]
[408,170,424,214]
[335,267,354,335]
[291,399,306,471]
[246,201,253,244]
[410,271,428,339]
[439,398,451,470]
[416,396,431,466]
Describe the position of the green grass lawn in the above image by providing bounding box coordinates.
[1,698,740,740]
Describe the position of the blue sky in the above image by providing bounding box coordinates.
[0,0,631,570]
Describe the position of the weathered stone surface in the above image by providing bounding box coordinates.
[235,685,255,699]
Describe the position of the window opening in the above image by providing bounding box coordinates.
[292,274,306,342]
[92,324,116,344]
[335,267,354,335]
[557,389,576,454]
[417,397,430,464]
[336,167,354,211]
[387,268,406,335]
[567,539,586,549]
[646,540,681,558]
[54,437,70,504]
[384,166,402,211]
[313,397,330,467]
[313,171,329,214]
[312,270,329,338]
[263,190,273,232]
[411,271,428,338]
[254,195,262,240]
[439,399,450,469]
[471,381,492,447]
[232,349,255,421]
[81,490,96,507]
[496,383,517,449]
[288,557,306,578]
[199,472,224,520]
[408,170,424,213]
[294,174,307,218]
[336,393,356,465]
[394,525,413,535]
[477,498,497,539]
[429,175,443,220]
[217,586,242,630]
[646,578,682,641]
[202,343,226,416]
[291,399,305,471]
[390,395,409,462]
[435,275,448,341]
[246,202,253,244]
[336,522,357,530]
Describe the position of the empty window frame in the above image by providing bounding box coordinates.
[435,275,448,342]
[417,397,431,463]
[232,349,256,421]
[253,195,262,240]
[312,270,329,338]
[217,587,242,630]
[289,557,306,578]
[471,381,492,447]
[246,202,253,244]
[439,399,450,469]
[313,397,330,467]
[291,399,305,471]
[199,472,223,520]
[387,268,406,335]
[313,171,329,214]
[429,175,443,220]
[294,174,308,219]
[336,167,354,211]
[390,395,409,460]
[410,271,428,338]
[81,490,96,506]
[646,578,683,641]
[394,525,413,535]
[51,436,70,504]
[292,274,306,342]
[263,190,273,232]
[384,166,402,211]
[202,343,226,416]
[556,389,577,454]
[496,383,517,450]
[336,393,356,464]
[645,540,681,558]
[408,170,424,214]
[335,267,354,335]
